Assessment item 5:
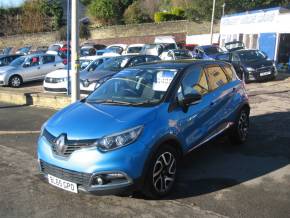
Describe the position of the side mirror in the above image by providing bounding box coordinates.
[183,93,202,106]
[177,92,202,112]
[23,62,30,68]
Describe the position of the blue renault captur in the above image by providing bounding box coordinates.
[37,60,250,198]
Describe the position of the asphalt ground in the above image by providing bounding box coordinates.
[0,75,290,218]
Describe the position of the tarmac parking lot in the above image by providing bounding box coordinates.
[0,75,290,218]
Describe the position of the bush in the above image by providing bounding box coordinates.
[88,0,120,25]
[184,8,201,21]
[123,1,151,24]
[56,26,67,41]
[154,12,182,23]
[171,7,185,17]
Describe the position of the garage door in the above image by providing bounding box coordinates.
[259,33,276,60]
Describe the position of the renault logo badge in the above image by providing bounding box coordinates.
[54,134,67,155]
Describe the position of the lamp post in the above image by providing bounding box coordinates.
[210,0,216,45]
[66,0,71,96]
[222,3,226,17]
[71,0,80,102]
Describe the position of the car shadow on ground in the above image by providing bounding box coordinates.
[159,111,290,200]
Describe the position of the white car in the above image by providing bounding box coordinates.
[46,43,68,55]
[43,56,115,93]
[123,44,145,55]
[106,44,128,54]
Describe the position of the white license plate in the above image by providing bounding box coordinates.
[47,174,78,193]
[260,71,272,76]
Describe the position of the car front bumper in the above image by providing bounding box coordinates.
[43,81,68,93]
[246,67,277,82]
[37,133,150,195]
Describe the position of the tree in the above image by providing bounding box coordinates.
[123,1,151,24]
[88,0,121,25]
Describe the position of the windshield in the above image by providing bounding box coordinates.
[97,56,130,71]
[237,50,267,62]
[18,47,30,53]
[203,46,222,55]
[10,56,25,67]
[86,68,178,105]
[48,45,60,51]
[173,50,192,59]
[127,47,143,54]
[80,59,93,70]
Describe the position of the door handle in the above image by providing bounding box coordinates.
[210,101,217,106]
[232,87,237,92]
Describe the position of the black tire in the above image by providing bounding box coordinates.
[9,75,22,88]
[229,108,250,145]
[142,145,179,199]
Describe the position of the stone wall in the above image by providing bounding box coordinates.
[0,20,220,48]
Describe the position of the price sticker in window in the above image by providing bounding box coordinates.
[153,71,176,91]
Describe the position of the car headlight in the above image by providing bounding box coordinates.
[246,67,255,71]
[95,83,100,89]
[94,125,143,152]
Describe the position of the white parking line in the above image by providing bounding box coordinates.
[0,130,40,135]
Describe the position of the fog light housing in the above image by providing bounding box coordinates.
[91,173,129,186]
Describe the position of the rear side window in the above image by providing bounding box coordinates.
[206,66,228,90]
[42,55,55,64]
[222,65,234,81]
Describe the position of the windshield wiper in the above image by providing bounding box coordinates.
[86,99,137,106]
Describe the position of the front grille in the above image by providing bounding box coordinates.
[256,66,273,72]
[40,160,92,186]
[42,129,96,156]
[45,77,62,83]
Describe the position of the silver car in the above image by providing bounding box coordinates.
[0,54,64,87]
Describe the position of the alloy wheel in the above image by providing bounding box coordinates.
[238,111,249,141]
[10,76,21,87]
[152,151,176,193]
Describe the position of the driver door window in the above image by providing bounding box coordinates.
[179,66,209,97]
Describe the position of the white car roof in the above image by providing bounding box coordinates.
[127,44,145,48]
[107,44,128,49]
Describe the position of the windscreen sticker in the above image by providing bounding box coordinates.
[153,71,176,91]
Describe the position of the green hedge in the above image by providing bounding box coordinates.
[154,12,180,23]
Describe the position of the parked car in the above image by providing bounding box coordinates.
[141,44,164,56]
[192,45,224,60]
[80,55,161,94]
[0,54,64,87]
[106,44,128,55]
[47,43,69,55]
[0,47,13,55]
[161,49,193,60]
[16,46,32,55]
[123,44,145,55]
[81,42,106,51]
[215,49,277,82]
[43,55,116,93]
[37,60,250,198]
[80,47,96,57]
[0,54,23,67]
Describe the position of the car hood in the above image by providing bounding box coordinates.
[80,69,117,82]
[46,69,71,78]
[0,66,16,73]
[242,59,273,69]
[45,101,158,140]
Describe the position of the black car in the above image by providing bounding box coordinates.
[80,55,161,94]
[0,54,23,67]
[216,49,277,83]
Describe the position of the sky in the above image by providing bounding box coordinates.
[0,0,24,8]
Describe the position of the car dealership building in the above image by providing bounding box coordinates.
[220,7,290,65]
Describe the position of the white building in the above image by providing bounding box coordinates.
[220,7,290,64]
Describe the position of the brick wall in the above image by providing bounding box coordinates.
[0,20,220,49]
